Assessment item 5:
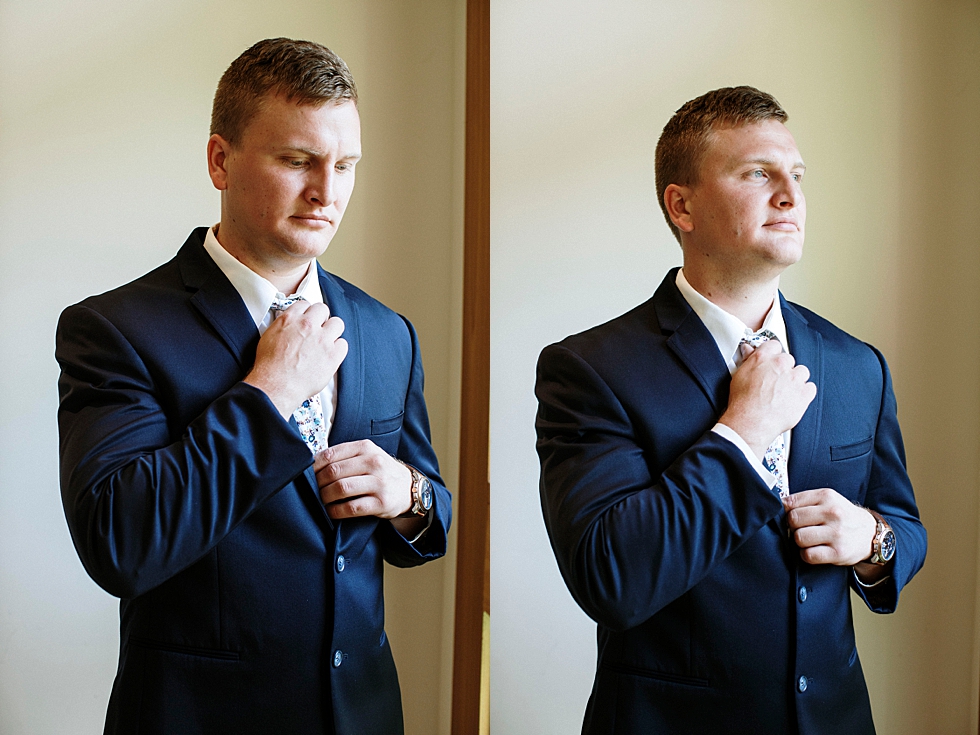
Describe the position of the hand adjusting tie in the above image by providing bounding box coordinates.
[270,296,328,454]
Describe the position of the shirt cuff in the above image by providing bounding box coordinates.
[852,569,891,588]
[396,507,434,545]
[711,423,777,490]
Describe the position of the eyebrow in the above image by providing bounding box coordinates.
[278,146,362,161]
[743,157,806,171]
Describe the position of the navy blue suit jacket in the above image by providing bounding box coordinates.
[56,228,451,735]
[535,269,925,735]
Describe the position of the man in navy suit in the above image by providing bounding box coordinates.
[536,86,925,734]
[56,38,450,734]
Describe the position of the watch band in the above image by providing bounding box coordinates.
[865,508,896,566]
[395,459,431,518]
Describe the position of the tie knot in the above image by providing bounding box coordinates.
[269,294,306,317]
[740,329,778,349]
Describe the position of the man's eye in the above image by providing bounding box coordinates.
[285,159,307,167]
[751,169,765,178]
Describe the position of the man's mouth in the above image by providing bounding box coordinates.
[293,214,334,227]
[763,220,799,231]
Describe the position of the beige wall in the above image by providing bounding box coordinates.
[0,2,464,734]
[490,1,980,733]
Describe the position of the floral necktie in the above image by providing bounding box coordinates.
[738,330,788,497]
[269,296,327,455]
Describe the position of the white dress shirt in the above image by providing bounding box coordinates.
[675,268,790,492]
[203,225,338,439]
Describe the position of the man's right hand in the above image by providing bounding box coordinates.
[244,302,348,419]
[718,339,816,457]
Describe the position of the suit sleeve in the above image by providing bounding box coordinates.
[56,304,314,599]
[850,346,927,612]
[536,343,783,631]
[375,317,452,566]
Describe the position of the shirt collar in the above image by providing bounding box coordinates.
[203,225,323,329]
[675,268,789,374]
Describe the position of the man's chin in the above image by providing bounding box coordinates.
[278,231,335,261]
[765,237,804,268]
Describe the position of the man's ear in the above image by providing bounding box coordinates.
[664,184,695,234]
[207,134,232,191]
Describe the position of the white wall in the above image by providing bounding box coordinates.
[0,2,464,734]
[490,1,980,733]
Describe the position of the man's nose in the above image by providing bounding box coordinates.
[774,175,802,208]
[307,167,338,206]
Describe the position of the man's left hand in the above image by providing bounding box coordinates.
[315,440,412,520]
[783,488,877,566]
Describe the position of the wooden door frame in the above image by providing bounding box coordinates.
[451,0,490,731]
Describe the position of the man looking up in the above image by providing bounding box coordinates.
[56,38,450,735]
[535,86,925,734]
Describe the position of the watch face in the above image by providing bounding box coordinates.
[880,530,896,561]
[419,479,433,511]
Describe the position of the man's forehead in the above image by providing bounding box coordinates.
[254,93,359,121]
[705,120,804,166]
[240,95,361,148]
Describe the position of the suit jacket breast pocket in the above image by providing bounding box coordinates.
[825,436,874,502]
[369,412,404,453]
[830,436,873,461]
[371,412,404,436]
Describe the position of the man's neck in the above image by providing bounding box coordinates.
[213,223,312,295]
[681,265,779,331]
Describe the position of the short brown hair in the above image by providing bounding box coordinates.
[654,86,787,243]
[211,37,358,145]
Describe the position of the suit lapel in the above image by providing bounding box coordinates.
[783,296,823,494]
[655,269,732,414]
[290,264,366,531]
[317,266,371,541]
[178,229,260,370]
[318,266,364,447]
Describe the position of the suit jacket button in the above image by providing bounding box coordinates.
[337,555,346,573]
[333,650,344,668]
[798,585,808,603]
[798,675,808,692]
